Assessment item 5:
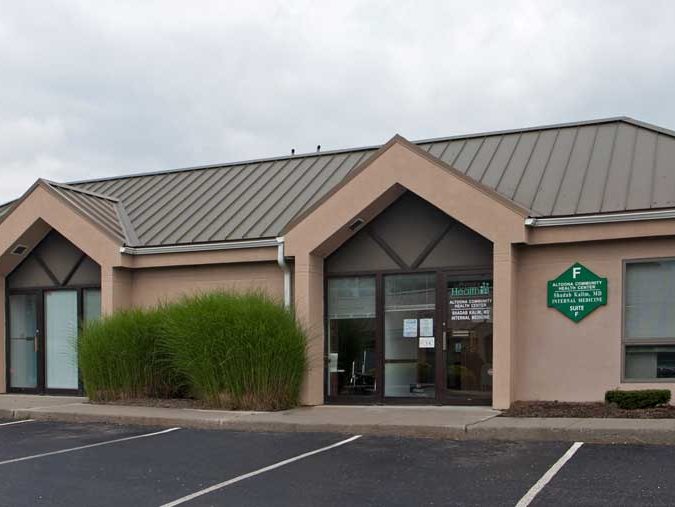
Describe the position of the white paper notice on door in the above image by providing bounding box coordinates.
[403,318,418,338]
[419,337,435,348]
[419,318,434,337]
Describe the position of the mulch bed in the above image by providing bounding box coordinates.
[502,401,675,419]
[89,398,208,410]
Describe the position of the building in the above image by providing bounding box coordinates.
[2,116,675,408]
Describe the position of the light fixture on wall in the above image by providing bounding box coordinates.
[348,218,365,232]
[11,244,28,256]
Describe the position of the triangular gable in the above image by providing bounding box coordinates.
[283,134,528,258]
[46,181,139,245]
[0,180,126,269]
[0,179,135,245]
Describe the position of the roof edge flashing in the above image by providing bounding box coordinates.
[120,238,279,255]
[526,209,675,227]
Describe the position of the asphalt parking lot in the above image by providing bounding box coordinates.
[0,419,674,506]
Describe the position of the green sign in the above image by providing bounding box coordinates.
[547,263,607,322]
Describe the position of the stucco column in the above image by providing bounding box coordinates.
[294,253,324,405]
[101,266,133,315]
[0,277,5,393]
[492,242,518,409]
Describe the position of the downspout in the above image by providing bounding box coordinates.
[276,237,292,309]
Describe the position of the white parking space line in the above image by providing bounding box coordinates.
[159,434,363,507]
[0,419,34,427]
[515,441,584,507]
[0,427,180,466]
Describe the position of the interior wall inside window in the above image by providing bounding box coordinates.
[326,277,377,397]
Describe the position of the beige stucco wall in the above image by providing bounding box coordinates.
[0,186,283,393]
[0,278,4,392]
[0,259,283,393]
[5,146,675,408]
[130,261,284,308]
[515,236,675,403]
[285,138,528,406]
[0,185,124,394]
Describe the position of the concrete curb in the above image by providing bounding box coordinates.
[467,424,675,445]
[13,409,469,439]
[7,408,675,444]
[466,417,675,445]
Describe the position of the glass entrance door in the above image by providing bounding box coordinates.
[444,277,493,405]
[44,290,79,390]
[8,293,40,391]
[325,271,493,404]
[384,273,437,399]
[7,289,87,394]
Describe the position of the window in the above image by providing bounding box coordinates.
[326,277,377,397]
[83,289,102,322]
[624,260,675,380]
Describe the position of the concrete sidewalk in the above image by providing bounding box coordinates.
[2,394,675,444]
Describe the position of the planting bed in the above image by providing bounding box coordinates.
[502,401,675,419]
[90,398,208,410]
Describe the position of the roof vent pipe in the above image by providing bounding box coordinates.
[317,145,321,152]
[276,237,292,309]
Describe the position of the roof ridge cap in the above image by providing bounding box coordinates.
[618,117,675,138]
[64,116,675,187]
[114,201,140,247]
[413,116,644,145]
[46,180,120,202]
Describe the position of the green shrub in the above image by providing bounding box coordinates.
[605,389,671,409]
[79,308,184,401]
[161,292,307,410]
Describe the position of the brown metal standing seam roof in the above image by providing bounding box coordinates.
[2,117,675,247]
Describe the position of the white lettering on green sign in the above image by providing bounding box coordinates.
[547,263,607,322]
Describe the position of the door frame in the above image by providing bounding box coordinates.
[5,289,43,394]
[5,284,99,395]
[438,269,493,406]
[324,265,492,405]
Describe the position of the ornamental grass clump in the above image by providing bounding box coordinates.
[161,292,307,410]
[78,308,184,401]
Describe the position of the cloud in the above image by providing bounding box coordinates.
[1,0,675,202]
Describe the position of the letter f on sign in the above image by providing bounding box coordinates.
[572,266,581,279]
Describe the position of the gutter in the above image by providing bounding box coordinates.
[119,237,293,308]
[119,238,278,255]
[276,237,292,309]
[525,209,675,227]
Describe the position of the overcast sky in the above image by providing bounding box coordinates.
[1,0,674,203]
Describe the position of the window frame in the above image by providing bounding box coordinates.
[324,274,379,402]
[622,257,675,382]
